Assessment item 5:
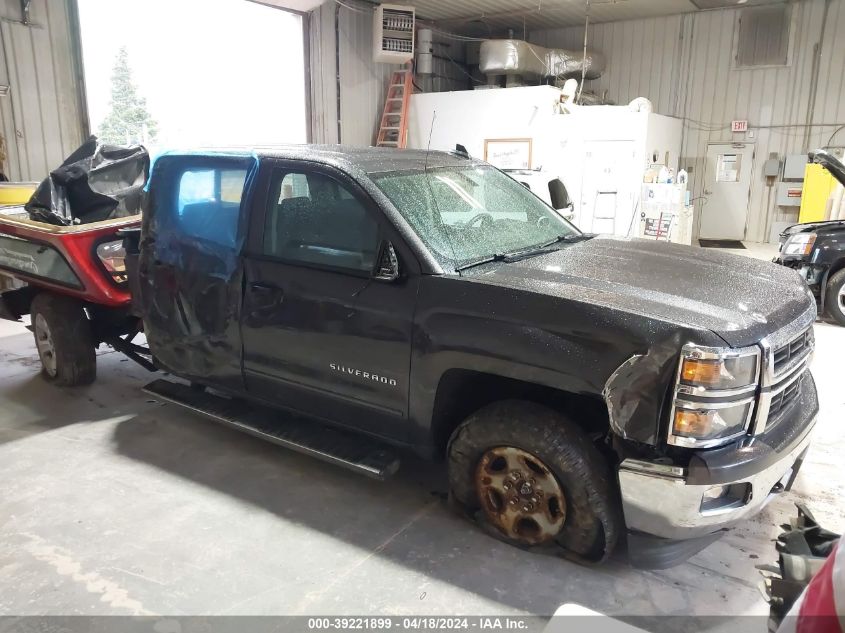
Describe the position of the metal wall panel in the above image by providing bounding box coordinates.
[310,0,401,145]
[530,0,845,242]
[308,1,339,144]
[0,0,86,182]
[339,3,401,146]
[530,14,685,114]
[309,0,469,146]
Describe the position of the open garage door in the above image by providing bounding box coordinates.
[77,0,308,149]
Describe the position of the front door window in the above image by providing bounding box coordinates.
[263,170,380,274]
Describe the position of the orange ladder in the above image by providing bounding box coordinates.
[376,66,413,148]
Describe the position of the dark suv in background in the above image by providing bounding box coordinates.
[775,150,845,326]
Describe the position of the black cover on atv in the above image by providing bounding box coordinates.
[25,136,149,226]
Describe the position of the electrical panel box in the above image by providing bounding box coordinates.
[763,157,781,177]
[783,154,809,180]
[373,4,415,64]
[777,182,803,207]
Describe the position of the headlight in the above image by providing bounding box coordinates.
[672,401,754,443]
[782,232,816,257]
[679,354,758,390]
[668,344,760,448]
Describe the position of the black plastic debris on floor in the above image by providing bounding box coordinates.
[699,239,746,249]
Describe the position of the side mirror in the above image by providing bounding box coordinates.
[374,241,400,282]
[548,178,572,211]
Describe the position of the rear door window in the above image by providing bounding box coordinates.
[176,167,248,248]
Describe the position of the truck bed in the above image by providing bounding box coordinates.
[0,211,141,307]
[0,210,140,234]
[0,205,27,218]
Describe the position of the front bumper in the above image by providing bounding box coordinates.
[618,370,817,547]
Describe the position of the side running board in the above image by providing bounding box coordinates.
[143,379,401,480]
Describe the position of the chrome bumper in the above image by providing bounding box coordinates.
[618,421,814,541]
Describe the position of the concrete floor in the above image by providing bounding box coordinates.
[716,241,780,261]
[722,241,780,260]
[0,269,843,617]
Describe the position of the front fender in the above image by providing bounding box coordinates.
[408,276,716,450]
[602,331,687,445]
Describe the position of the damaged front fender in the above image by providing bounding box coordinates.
[601,333,690,446]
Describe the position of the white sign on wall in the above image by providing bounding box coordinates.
[484,138,533,170]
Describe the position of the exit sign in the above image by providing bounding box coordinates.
[732,120,748,132]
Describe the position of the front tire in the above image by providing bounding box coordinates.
[825,269,845,326]
[30,293,96,387]
[448,400,621,563]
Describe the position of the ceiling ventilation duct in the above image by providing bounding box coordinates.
[479,39,606,83]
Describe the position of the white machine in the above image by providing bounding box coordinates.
[407,85,683,237]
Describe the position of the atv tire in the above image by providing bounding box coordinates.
[30,293,96,387]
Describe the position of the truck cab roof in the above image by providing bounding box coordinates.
[155,145,478,176]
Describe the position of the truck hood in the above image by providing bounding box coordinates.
[462,236,814,347]
[809,149,845,187]
[779,150,844,239]
[781,219,845,237]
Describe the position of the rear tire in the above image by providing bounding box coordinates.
[30,293,96,387]
[448,400,621,564]
[825,269,845,327]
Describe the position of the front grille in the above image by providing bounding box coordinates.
[773,328,813,375]
[767,374,803,424]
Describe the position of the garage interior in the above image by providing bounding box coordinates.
[1,0,844,625]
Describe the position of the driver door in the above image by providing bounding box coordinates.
[241,160,419,441]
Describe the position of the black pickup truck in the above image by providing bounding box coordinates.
[9,146,820,569]
[775,150,845,326]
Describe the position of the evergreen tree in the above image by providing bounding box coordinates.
[98,47,157,145]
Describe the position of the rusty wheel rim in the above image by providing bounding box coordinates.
[474,446,566,545]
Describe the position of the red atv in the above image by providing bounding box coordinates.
[0,210,150,385]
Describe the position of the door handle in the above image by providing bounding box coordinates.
[250,281,281,293]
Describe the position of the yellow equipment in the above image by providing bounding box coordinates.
[0,182,37,206]
[799,163,839,223]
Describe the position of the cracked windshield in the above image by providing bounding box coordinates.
[373,165,578,267]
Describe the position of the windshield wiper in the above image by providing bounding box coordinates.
[454,253,507,272]
[454,234,595,272]
[539,233,595,248]
[501,246,556,262]
[495,233,595,263]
